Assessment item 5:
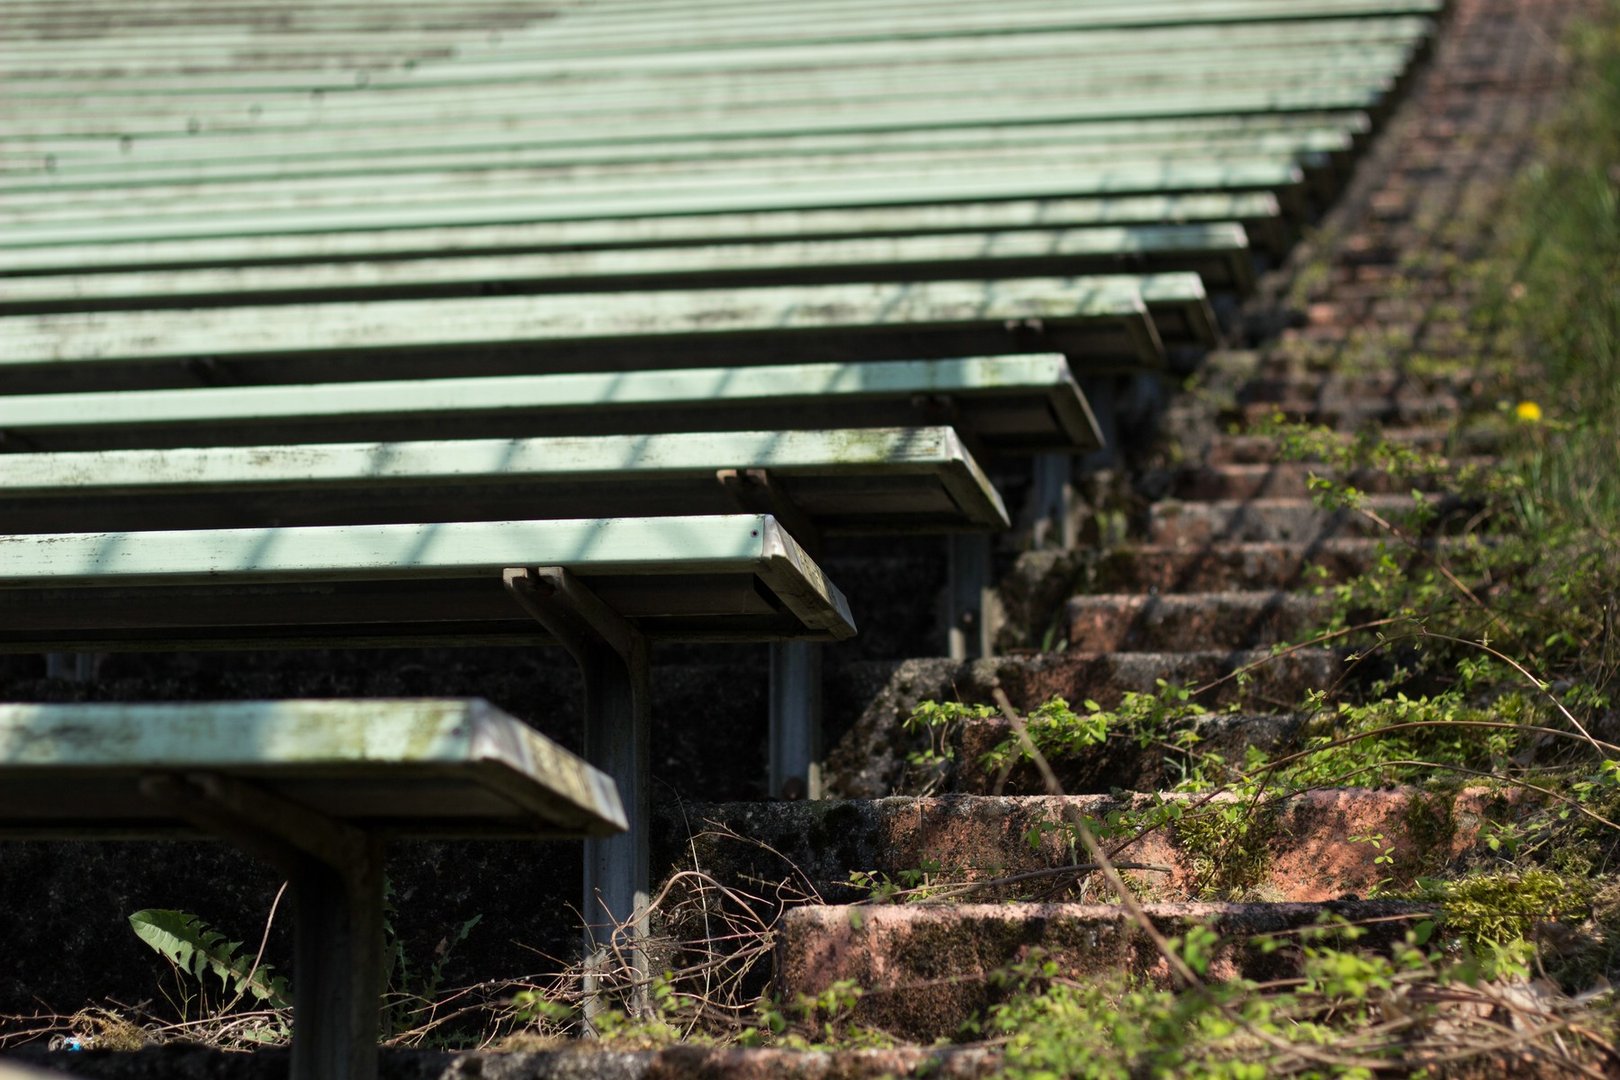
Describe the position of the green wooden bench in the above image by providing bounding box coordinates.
[0,158,1312,249]
[2,113,1369,190]
[0,353,1099,455]
[0,421,1013,801]
[0,350,1100,726]
[0,426,1009,538]
[7,60,1403,142]
[0,274,1212,393]
[0,697,626,1079]
[3,15,1432,93]
[0,222,1257,314]
[0,512,854,1012]
[0,192,1291,272]
[5,21,1427,113]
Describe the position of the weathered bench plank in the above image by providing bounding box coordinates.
[0,275,1197,392]
[2,117,1362,193]
[0,223,1254,314]
[0,158,1308,249]
[0,426,1010,535]
[0,698,625,837]
[0,514,855,650]
[0,16,1432,89]
[0,192,1287,272]
[2,133,1349,214]
[1,50,1411,136]
[0,354,1101,454]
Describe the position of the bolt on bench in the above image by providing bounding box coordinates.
[0,698,626,1080]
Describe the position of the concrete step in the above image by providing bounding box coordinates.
[775,900,1427,1041]
[1170,461,1484,500]
[825,650,1346,798]
[666,788,1501,907]
[1089,539,1388,592]
[1066,591,1321,651]
[1146,494,1453,545]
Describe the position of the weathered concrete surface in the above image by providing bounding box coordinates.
[657,788,1513,906]
[774,900,1428,1041]
[1,1046,997,1079]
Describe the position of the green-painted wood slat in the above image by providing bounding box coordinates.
[0,45,1415,125]
[0,136,1353,219]
[0,160,1306,249]
[291,0,1445,60]
[0,69,1399,142]
[0,19,1434,93]
[0,192,1286,272]
[1,0,1444,61]
[0,223,1254,314]
[0,698,626,839]
[0,274,1193,392]
[4,115,1370,190]
[0,514,858,649]
[0,426,1012,535]
[0,354,1103,455]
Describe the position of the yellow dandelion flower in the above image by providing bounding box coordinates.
[1515,401,1543,423]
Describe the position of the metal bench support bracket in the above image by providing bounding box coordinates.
[139,773,385,1080]
[503,567,649,1016]
[718,469,826,801]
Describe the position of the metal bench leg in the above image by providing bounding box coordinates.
[947,533,993,661]
[719,469,828,801]
[45,653,103,681]
[1078,375,1121,472]
[140,774,385,1080]
[769,641,822,800]
[1027,453,1077,550]
[503,568,649,1017]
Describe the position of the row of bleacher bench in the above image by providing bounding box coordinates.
[0,0,1444,1074]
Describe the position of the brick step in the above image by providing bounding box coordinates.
[1238,371,1474,400]
[668,788,1500,907]
[1089,539,1391,591]
[952,710,1298,794]
[826,650,1346,798]
[1227,393,1460,428]
[1147,494,1457,545]
[1203,427,1461,464]
[1066,591,1321,651]
[1170,461,1486,500]
[775,900,1427,1041]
